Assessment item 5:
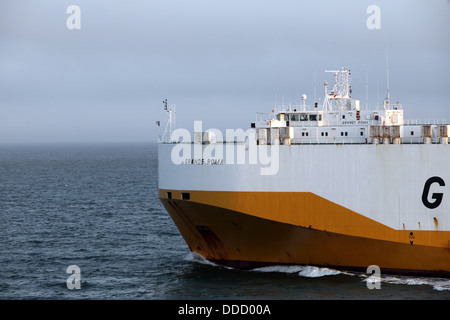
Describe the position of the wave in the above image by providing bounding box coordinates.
[259,266,450,291]
[184,252,223,267]
[185,254,342,277]
[372,275,450,292]
[253,265,342,278]
[185,254,450,291]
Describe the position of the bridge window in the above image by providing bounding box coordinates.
[300,114,308,121]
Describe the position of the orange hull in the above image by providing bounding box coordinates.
[159,189,450,277]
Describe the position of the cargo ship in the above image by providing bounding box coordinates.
[158,68,450,277]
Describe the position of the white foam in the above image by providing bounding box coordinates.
[184,254,450,291]
[184,252,219,267]
[359,273,450,292]
[298,266,341,278]
[253,265,341,278]
[432,281,450,292]
[184,252,237,269]
[380,275,450,291]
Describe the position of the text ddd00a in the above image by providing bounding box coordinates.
[178,304,271,317]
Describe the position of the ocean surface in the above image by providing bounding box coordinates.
[1,142,449,300]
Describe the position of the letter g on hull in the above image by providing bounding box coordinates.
[422,176,445,209]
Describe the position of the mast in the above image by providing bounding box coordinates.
[384,46,391,110]
[162,99,176,142]
[314,69,317,102]
[366,70,369,109]
[322,67,352,111]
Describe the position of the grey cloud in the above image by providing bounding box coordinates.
[0,0,449,143]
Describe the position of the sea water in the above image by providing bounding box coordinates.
[1,142,449,300]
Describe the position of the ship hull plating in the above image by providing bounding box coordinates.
[158,143,450,276]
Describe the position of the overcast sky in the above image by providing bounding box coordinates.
[0,0,449,143]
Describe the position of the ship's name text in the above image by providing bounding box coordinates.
[184,158,223,165]
[342,120,369,125]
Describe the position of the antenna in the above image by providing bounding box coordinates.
[385,46,390,103]
[365,70,369,109]
[323,80,328,111]
[314,69,317,102]
[376,80,380,110]
[162,99,176,142]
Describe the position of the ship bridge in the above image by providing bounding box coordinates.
[158,68,449,146]
[250,68,449,146]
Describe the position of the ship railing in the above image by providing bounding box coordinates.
[272,104,313,112]
[256,112,277,122]
[286,138,368,145]
[161,137,449,145]
[256,119,385,128]
[256,115,450,126]
[289,120,382,127]
[403,119,450,125]
[274,137,448,145]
